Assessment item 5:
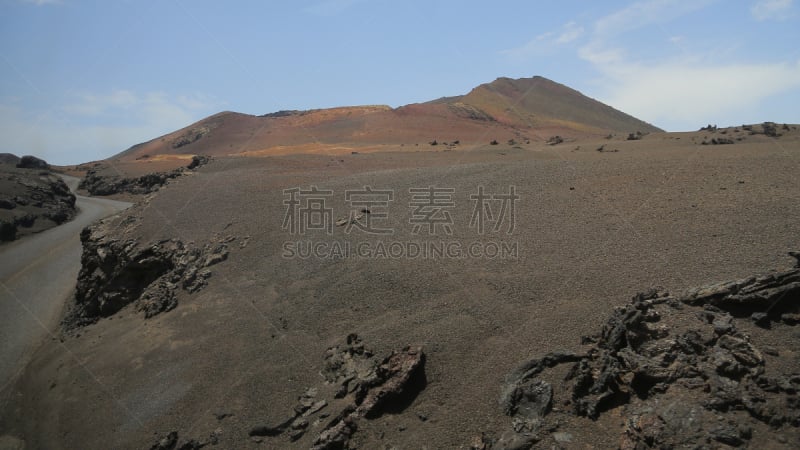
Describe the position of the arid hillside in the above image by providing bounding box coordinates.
[110,76,661,163]
[3,124,799,449]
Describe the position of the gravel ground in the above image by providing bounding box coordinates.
[2,128,799,449]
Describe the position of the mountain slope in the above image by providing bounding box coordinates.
[111,76,661,162]
[451,76,661,133]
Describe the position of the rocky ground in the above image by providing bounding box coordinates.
[488,254,800,449]
[1,127,799,449]
[0,155,76,242]
[78,155,210,196]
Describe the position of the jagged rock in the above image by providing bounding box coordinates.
[150,431,178,450]
[16,155,49,169]
[172,126,211,149]
[313,345,425,449]
[501,379,552,419]
[248,335,425,449]
[187,155,210,169]
[79,156,210,197]
[62,222,231,328]
[149,431,212,450]
[79,168,183,196]
[0,220,16,241]
[0,167,76,241]
[499,352,582,418]
[492,253,800,449]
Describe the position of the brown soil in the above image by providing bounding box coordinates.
[2,125,799,449]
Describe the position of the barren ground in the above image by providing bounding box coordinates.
[2,128,799,449]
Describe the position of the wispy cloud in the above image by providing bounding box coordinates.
[502,22,585,60]
[596,60,800,128]
[0,91,219,164]
[593,0,718,37]
[571,0,800,130]
[751,0,793,20]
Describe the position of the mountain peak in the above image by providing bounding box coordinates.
[110,75,660,161]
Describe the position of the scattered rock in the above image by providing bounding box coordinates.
[79,156,210,197]
[488,252,800,448]
[187,155,210,170]
[313,344,425,449]
[547,136,564,145]
[248,334,425,449]
[751,312,770,327]
[213,412,233,421]
[149,431,178,450]
[172,126,212,149]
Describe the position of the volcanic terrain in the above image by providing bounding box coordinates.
[1,77,799,449]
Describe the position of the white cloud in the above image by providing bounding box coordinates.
[502,22,585,60]
[595,60,800,129]
[0,91,218,165]
[751,0,793,20]
[571,0,800,130]
[63,90,139,116]
[594,0,718,37]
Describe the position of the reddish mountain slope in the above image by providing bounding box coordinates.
[112,76,662,162]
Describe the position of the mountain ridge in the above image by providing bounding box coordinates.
[112,76,662,162]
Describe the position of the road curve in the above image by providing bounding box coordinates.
[0,175,131,393]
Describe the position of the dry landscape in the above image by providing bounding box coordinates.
[1,76,799,449]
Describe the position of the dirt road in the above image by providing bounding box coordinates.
[0,176,131,395]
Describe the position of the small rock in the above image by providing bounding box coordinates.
[150,431,178,450]
[751,312,770,327]
[552,431,573,443]
[781,313,800,325]
[303,400,328,416]
[292,418,309,430]
[289,429,305,442]
[249,425,283,437]
[213,412,232,421]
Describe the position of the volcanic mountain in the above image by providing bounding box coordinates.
[113,76,661,162]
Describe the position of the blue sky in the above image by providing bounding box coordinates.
[1,0,799,165]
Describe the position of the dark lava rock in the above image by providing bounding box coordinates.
[490,252,800,449]
[0,220,16,241]
[79,156,210,196]
[248,334,425,449]
[62,221,230,329]
[16,155,49,169]
[751,311,770,327]
[149,431,211,450]
[0,153,21,165]
[0,167,76,241]
[150,431,178,450]
[313,344,425,449]
[79,168,183,196]
[187,155,210,170]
